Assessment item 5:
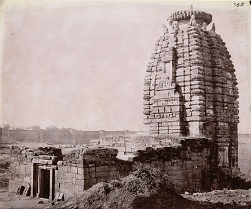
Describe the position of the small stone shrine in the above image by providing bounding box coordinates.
[143,7,239,169]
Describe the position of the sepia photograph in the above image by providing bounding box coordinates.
[0,0,251,208]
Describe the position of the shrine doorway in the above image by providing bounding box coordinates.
[39,169,50,199]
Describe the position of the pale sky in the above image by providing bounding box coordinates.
[1,0,251,133]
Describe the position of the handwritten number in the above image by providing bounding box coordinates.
[234,2,245,7]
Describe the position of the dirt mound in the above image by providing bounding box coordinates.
[49,165,231,209]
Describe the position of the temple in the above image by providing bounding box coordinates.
[143,8,239,169]
[7,8,243,204]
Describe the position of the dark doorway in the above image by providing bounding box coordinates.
[40,169,50,199]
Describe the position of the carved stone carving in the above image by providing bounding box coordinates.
[172,21,179,32]
[202,22,207,31]
[189,15,197,26]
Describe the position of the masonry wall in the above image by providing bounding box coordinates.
[10,137,245,201]
[133,138,215,192]
[57,148,132,199]
[55,138,216,198]
[8,147,33,193]
[8,139,214,197]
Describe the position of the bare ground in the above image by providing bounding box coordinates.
[0,190,50,209]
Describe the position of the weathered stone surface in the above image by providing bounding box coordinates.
[143,8,239,169]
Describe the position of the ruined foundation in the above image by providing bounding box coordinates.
[9,136,243,201]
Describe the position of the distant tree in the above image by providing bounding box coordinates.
[2,124,10,130]
[30,126,40,130]
[46,125,59,131]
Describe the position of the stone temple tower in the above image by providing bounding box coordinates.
[143,8,239,168]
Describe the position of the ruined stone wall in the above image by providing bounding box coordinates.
[57,148,131,199]
[56,151,85,198]
[9,137,247,200]
[8,146,62,197]
[56,138,216,197]
[8,147,33,193]
[133,138,214,192]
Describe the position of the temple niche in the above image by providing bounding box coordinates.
[143,8,239,168]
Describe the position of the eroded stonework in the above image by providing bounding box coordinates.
[143,9,239,168]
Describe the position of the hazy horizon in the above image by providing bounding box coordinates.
[1,1,251,133]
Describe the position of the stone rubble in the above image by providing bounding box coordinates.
[182,189,251,206]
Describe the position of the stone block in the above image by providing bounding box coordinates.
[77,167,84,175]
[117,147,126,152]
[71,167,78,174]
[64,173,72,183]
[9,180,18,193]
[9,164,16,173]
[96,166,109,172]
[65,166,71,173]
[74,185,79,192]
[109,171,120,177]
[88,164,95,168]
[75,179,83,187]
[109,166,117,172]
[77,163,84,168]
[89,171,96,178]
[77,174,83,180]
[23,176,30,183]
[96,171,109,178]
[72,177,76,185]
[25,165,31,175]
[20,164,26,175]
[89,167,95,172]
[78,184,84,192]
